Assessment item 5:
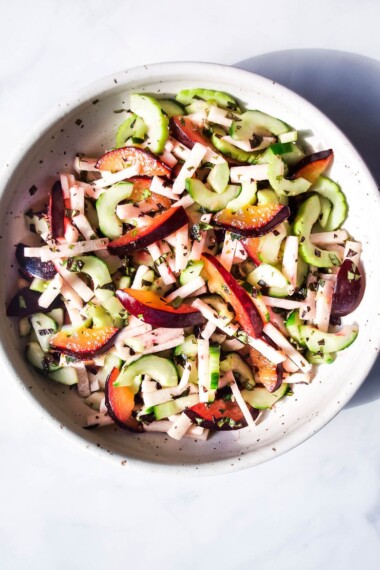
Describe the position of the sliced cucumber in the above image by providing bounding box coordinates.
[26,342,59,372]
[101,296,127,328]
[96,181,133,239]
[68,255,112,290]
[230,110,291,140]
[174,334,198,359]
[115,113,148,148]
[280,143,305,166]
[115,355,178,393]
[257,189,279,205]
[319,196,332,229]
[247,264,292,297]
[293,195,340,268]
[227,181,257,211]
[177,361,199,385]
[179,260,204,286]
[49,367,79,386]
[306,350,336,364]
[83,304,114,328]
[48,308,64,328]
[258,223,287,265]
[152,393,199,421]
[176,88,239,110]
[185,178,240,212]
[268,153,311,197]
[296,257,309,288]
[207,163,230,194]
[242,383,289,410]
[84,392,104,411]
[220,353,255,389]
[285,311,307,347]
[30,313,58,352]
[299,325,358,354]
[211,134,259,164]
[201,295,234,324]
[30,277,49,293]
[312,176,348,231]
[94,352,123,389]
[19,317,31,337]
[159,99,185,117]
[84,198,99,230]
[209,345,221,390]
[268,142,294,155]
[130,94,169,153]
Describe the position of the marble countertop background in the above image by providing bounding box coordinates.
[1,1,380,568]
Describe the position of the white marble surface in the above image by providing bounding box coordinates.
[1,1,380,568]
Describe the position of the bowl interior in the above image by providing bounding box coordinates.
[1,63,379,474]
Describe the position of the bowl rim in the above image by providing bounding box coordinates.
[1,60,380,476]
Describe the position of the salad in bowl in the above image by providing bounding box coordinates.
[6,85,364,444]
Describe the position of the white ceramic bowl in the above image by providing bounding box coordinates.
[1,62,379,475]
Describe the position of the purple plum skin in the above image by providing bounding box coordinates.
[331,259,363,317]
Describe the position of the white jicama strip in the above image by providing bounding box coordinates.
[230,164,269,182]
[86,412,114,428]
[147,243,176,285]
[172,194,194,209]
[218,370,234,389]
[72,361,91,398]
[186,110,207,127]
[54,261,94,302]
[99,398,107,413]
[263,323,312,372]
[73,214,96,240]
[324,244,345,262]
[167,413,193,441]
[126,336,185,364]
[172,142,207,194]
[300,290,316,321]
[219,231,237,272]
[38,274,63,308]
[64,219,80,244]
[197,338,210,403]
[283,358,300,373]
[141,379,157,393]
[143,420,172,433]
[192,299,240,338]
[60,282,83,310]
[69,185,85,215]
[131,264,149,289]
[310,230,348,245]
[262,296,307,311]
[116,323,152,347]
[150,176,177,200]
[221,135,275,152]
[267,307,289,337]
[201,320,217,340]
[129,327,184,352]
[93,355,105,366]
[286,372,312,384]
[165,275,205,302]
[314,278,334,333]
[116,204,143,221]
[247,336,286,365]
[24,238,109,262]
[159,241,176,272]
[207,105,233,128]
[88,372,100,392]
[203,147,226,165]
[165,139,174,152]
[344,240,362,265]
[143,383,194,408]
[189,213,212,261]
[222,338,245,352]
[188,285,207,297]
[92,165,140,190]
[171,142,191,161]
[184,428,209,441]
[282,236,299,289]
[319,273,337,281]
[230,378,255,427]
[159,149,178,168]
[64,303,84,327]
[175,224,190,272]
[60,173,76,198]
[178,360,193,389]
[74,156,98,172]
[233,244,247,262]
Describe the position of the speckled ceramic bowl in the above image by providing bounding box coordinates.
[1,62,379,475]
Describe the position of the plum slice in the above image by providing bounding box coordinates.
[250,346,283,393]
[202,253,263,338]
[290,149,334,184]
[129,176,172,211]
[105,367,143,432]
[212,204,290,237]
[6,287,60,317]
[108,206,188,255]
[242,237,261,266]
[50,326,119,358]
[16,243,56,280]
[48,180,65,239]
[116,289,206,328]
[331,258,363,317]
[185,397,259,430]
[95,146,171,177]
